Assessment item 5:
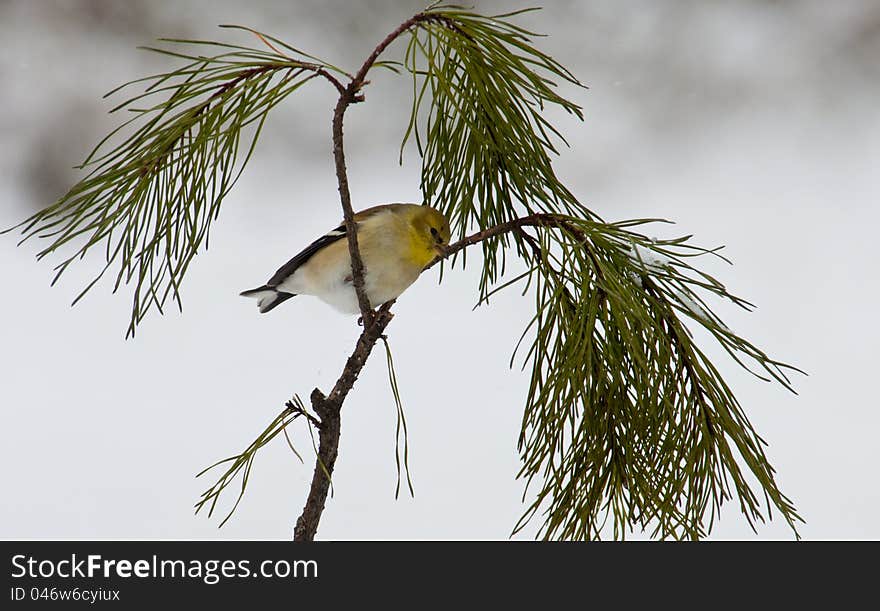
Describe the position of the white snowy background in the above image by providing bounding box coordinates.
[1,0,877,539]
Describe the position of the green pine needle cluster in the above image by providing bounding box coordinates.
[195,394,314,527]
[6,27,340,337]
[404,7,592,298]
[512,217,801,539]
[405,6,802,538]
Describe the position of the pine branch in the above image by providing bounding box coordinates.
[403,8,802,538]
[403,6,592,300]
[330,11,442,324]
[5,5,801,540]
[3,28,345,337]
[289,13,447,539]
[293,303,396,540]
[194,396,312,528]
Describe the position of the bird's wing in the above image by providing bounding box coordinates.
[265,208,389,287]
[266,223,347,287]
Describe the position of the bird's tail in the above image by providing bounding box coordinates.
[240,285,296,313]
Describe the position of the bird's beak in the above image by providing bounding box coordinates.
[434,243,448,258]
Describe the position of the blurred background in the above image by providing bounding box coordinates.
[1,0,877,539]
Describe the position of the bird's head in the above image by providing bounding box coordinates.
[411,205,451,261]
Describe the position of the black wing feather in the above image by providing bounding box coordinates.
[266,223,347,287]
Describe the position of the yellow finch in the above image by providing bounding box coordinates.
[241,203,451,313]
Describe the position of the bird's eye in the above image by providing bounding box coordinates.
[430,227,438,237]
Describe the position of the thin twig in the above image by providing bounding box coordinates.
[332,12,436,325]
[291,13,581,541]
[293,304,395,540]
[429,213,584,269]
[284,398,323,429]
[331,93,374,323]
[292,10,438,540]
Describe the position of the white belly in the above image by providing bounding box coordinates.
[277,239,421,314]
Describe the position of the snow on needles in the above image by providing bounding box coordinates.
[626,239,727,330]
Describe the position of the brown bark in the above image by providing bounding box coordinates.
[292,12,434,541]
[291,9,582,540]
